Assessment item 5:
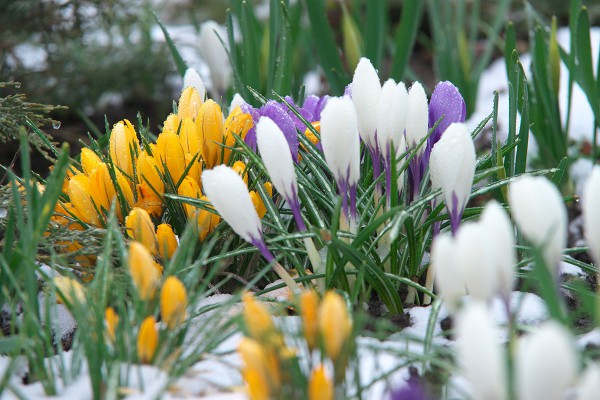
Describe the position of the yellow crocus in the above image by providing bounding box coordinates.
[308,364,334,400]
[160,276,188,330]
[242,292,282,347]
[178,87,203,120]
[184,153,202,186]
[155,129,186,184]
[196,197,220,241]
[68,174,101,226]
[250,182,272,219]
[53,276,86,305]
[105,307,119,343]
[318,291,352,363]
[197,100,224,168]
[300,290,319,351]
[242,367,270,400]
[156,223,178,259]
[128,241,161,300]
[136,151,164,195]
[135,183,163,218]
[125,208,158,255]
[177,176,201,219]
[109,119,139,179]
[238,338,280,399]
[305,121,321,146]
[178,117,202,157]
[163,113,181,134]
[231,160,249,186]
[80,148,103,176]
[137,316,158,364]
[223,107,254,163]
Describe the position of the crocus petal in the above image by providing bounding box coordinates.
[508,175,567,271]
[202,165,263,245]
[259,101,299,161]
[582,166,600,266]
[428,81,466,146]
[182,68,206,101]
[198,20,231,94]
[456,302,507,400]
[456,222,496,302]
[516,321,577,400]
[308,365,334,400]
[430,232,465,314]
[302,95,329,121]
[376,79,408,162]
[351,57,381,152]
[577,364,600,400]
[405,82,429,153]
[429,123,475,233]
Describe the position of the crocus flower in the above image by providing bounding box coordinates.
[582,166,600,266]
[406,82,429,200]
[202,166,299,291]
[389,376,430,400]
[109,119,139,180]
[300,290,319,351]
[68,174,101,226]
[429,123,475,234]
[197,99,224,168]
[302,94,329,122]
[80,148,103,176]
[155,129,186,184]
[156,223,178,260]
[256,117,305,230]
[508,175,567,272]
[198,20,232,95]
[182,68,206,101]
[242,292,279,343]
[320,96,361,228]
[308,365,334,400]
[125,208,157,255]
[352,58,382,178]
[104,307,118,343]
[429,232,465,313]
[128,241,161,301]
[318,291,352,363]
[239,337,280,399]
[178,87,203,120]
[456,302,507,400]
[160,276,188,330]
[427,81,467,151]
[137,316,158,364]
[577,363,600,400]
[516,321,577,400]
[53,276,86,305]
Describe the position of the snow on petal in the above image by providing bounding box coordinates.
[183,68,206,101]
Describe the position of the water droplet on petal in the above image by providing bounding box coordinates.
[52,121,61,130]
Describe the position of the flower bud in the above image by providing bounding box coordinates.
[128,241,161,300]
[160,276,188,329]
[300,290,319,350]
[137,316,158,364]
[308,364,334,400]
[198,20,232,94]
[197,100,224,168]
[80,148,103,176]
[109,119,139,179]
[196,196,220,241]
[179,117,202,157]
[178,87,203,120]
[53,276,86,305]
[125,208,157,255]
[68,174,101,226]
[156,223,178,260]
[177,176,201,219]
[182,68,206,101]
[156,129,186,185]
[242,292,277,343]
[105,307,119,343]
[318,291,352,363]
[430,232,466,314]
[405,82,429,153]
[136,152,164,195]
[351,58,381,153]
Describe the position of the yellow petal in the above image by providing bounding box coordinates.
[184,153,202,186]
[80,148,103,176]
[125,208,157,254]
[105,307,119,343]
[178,87,203,120]
[308,365,334,400]
[242,292,279,343]
[160,276,188,330]
[135,184,163,218]
[156,223,178,260]
[197,100,224,168]
[137,316,158,364]
[163,113,181,134]
[318,291,352,363]
[156,129,186,184]
[177,176,201,219]
[128,241,161,300]
[53,276,86,305]
[68,174,100,226]
[231,161,249,186]
[109,119,139,179]
[223,107,254,164]
[300,290,320,350]
[137,152,164,195]
[238,338,280,398]
[250,191,267,219]
[196,196,220,241]
[179,117,202,157]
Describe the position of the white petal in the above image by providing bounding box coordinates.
[199,21,232,94]
[183,68,206,100]
[256,117,298,203]
[377,80,407,161]
[320,96,361,187]
[201,165,261,244]
[406,81,428,153]
[582,166,600,266]
[229,93,246,111]
[508,175,567,270]
[456,222,496,302]
[351,58,381,151]
[577,363,600,400]
[480,200,516,299]
[516,321,577,400]
[456,302,507,400]
[429,123,475,217]
[430,232,465,313]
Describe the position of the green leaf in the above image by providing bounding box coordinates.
[239,1,261,92]
[390,0,423,81]
[364,0,387,69]
[152,10,187,77]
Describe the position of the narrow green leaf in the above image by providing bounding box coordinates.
[364,0,387,69]
[152,10,187,77]
[390,0,423,81]
[240,1,261,92]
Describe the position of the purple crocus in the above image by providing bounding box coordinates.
[389,375,431,400]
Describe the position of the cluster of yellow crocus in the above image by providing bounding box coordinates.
[239,291,350,400]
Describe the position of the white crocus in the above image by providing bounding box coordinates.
[256,117,303,230]
[229,93,246,111]
[430,232,465,314]
[429,122,476,234]
[480,200,516,301]
[182,68,206,100]
[320,96,361,225]
[456,222,496,303]
[508,175,567,271]
[456,302,507,400]
[582,166,600,266]
[405,81,429,153]
[351,57,381,153]
[198,20,232,95]
[516,321,577,400]
[577,363,600,400]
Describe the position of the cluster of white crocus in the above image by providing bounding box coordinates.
[582,166,600,267]
[508,175,567,273]
[456,302,598,400]
[430,200,515,313]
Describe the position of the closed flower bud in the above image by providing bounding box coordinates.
[197,100,224,168]
[160,276,188,329]
[516,321,577,400]
[109,119,139,179]
[300,290,319,350]
[163,113,181,134]
[80,148,103,176]
[351,58,381,153]
[318,291,352,363]
[405,82,429,153]
[177,176,201,219]
[156,223,178,260]
[198,20,232,95]
[242,292,277,342]
[135,183,163,218]
[68,173,101,226]
[239,337,279,399]
[156,129,186,184]
[582,166,600,266]
[137,316,158,364]
[456,222,496,302]
[105,307,119,343]
[179,117,202,157]
[53,276,86,305]
[128,241,161,300]
[125,208,157,255]
[196,196,220,241]
[430,232,466,314]
[178,87,203,120]
[308,364,334,400]
[508,175,567,271]
[136,151,164,195]
[231,160,249,186]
